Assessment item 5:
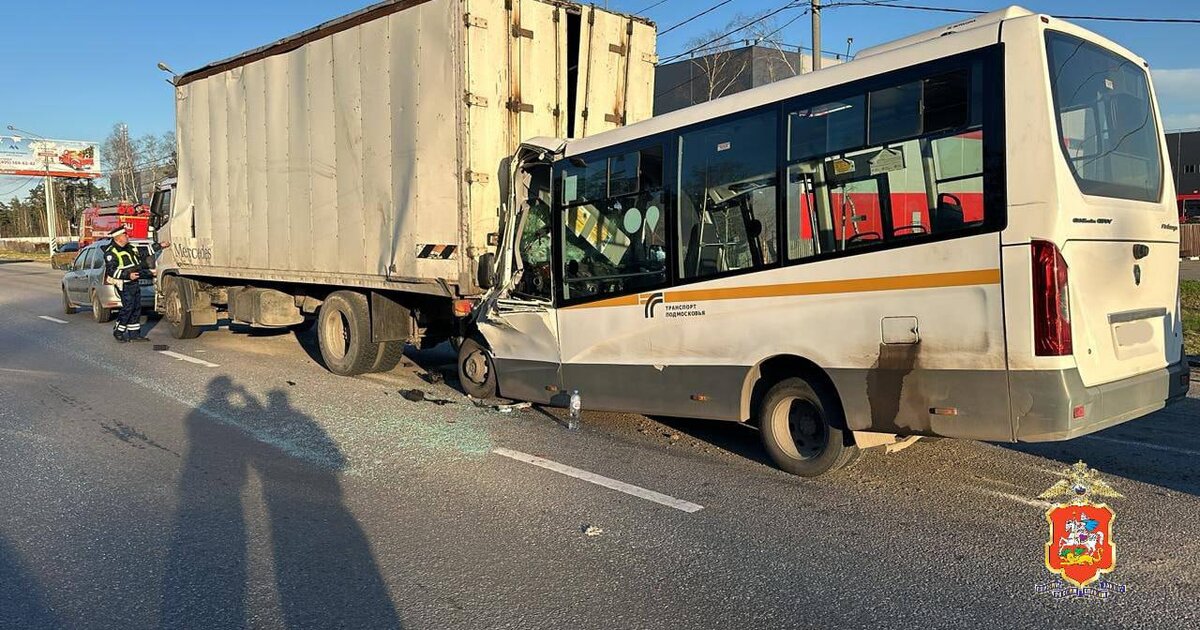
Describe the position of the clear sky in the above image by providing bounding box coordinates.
[1,1,1198,161]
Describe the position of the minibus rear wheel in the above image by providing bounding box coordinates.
[758,377,858,477]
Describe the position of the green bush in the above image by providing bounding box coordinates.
[1183,280,1200,356]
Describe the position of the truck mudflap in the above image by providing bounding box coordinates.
[1013,358,1190,442]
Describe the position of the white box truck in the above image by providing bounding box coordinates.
[153,0,656,375]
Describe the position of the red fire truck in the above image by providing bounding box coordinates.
[79,200,152,247]
[1178,193,1200,225]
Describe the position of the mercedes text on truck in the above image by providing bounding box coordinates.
[461,6,1190,476]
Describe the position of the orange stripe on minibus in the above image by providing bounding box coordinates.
[574,293,641,309]
[566,268,1000,310]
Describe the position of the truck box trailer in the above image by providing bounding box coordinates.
[155,0,656,375]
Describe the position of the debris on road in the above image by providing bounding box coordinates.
[419,371,445,385]
[581,524,604,537]
[286,380,296,386]
[400,388,454,406]
[466,395,533,413]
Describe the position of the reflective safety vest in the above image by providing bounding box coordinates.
[104,244,141,285]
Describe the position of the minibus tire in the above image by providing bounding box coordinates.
[758,377,858,477]
[457,337,497,399]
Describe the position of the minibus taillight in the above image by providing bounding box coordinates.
[1032,240,1072,356]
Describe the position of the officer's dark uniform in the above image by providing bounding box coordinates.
[103,232,159,342]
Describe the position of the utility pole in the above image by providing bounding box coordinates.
[43,155,57,250]
[811,0,822,71]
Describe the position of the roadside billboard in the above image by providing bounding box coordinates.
[0,135,102,178]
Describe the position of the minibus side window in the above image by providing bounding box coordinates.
[677,111,779,280]
[786,64,984,259]
[559,146,667,301]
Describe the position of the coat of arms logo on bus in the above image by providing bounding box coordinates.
[1034,462,1128,600]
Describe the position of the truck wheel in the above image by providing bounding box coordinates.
[62,286,77,315]
[758,377,858,477]
[369,341,406,374]
[457,337,497,399]
[163,276,202,339]
[317,291,380,377]
[91,291,113,323]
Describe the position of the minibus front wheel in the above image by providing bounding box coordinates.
[457,337,498,400]
[758,377,859,477]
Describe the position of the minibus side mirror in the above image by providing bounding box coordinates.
[477,252,496,290]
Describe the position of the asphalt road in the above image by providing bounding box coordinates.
[1,260,1198,630]
[1181,259,1200,282]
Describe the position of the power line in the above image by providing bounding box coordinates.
[679,35,848,60]
[635,0,674,14]
[0,176,38,198]
[659,0,736,36]
[750,9,811,53]
[659,0,806,65]
[654,9,813,100]
[824,2,1200,24]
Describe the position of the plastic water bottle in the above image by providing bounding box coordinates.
[568,390,581,431]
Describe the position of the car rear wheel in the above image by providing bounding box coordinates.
[62,286,77,315]
[91,290,112,323]
[758,377,859,477]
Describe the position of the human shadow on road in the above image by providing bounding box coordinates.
[0,535,62,629]
[160,376,401,629]
[1005,396,1200,497]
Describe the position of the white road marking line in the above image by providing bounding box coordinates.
[492,447,704,513]
[158,350,220,368]
[38,315,68,324]
[1082,435,1200,458]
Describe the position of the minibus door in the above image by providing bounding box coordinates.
[475,153,563,404]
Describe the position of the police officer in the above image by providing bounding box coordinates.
[103,226,167,342]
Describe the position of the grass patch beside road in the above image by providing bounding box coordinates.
[1184,280,1200,357]
[0,248,50,263]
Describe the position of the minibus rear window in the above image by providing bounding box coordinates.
[1046,32,1162,203]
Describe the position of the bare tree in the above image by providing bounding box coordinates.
[740,12,801,80]
[137,131,177,194]
[103,124,176,203]
[104,123,140,201]
[684,29,752,105]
